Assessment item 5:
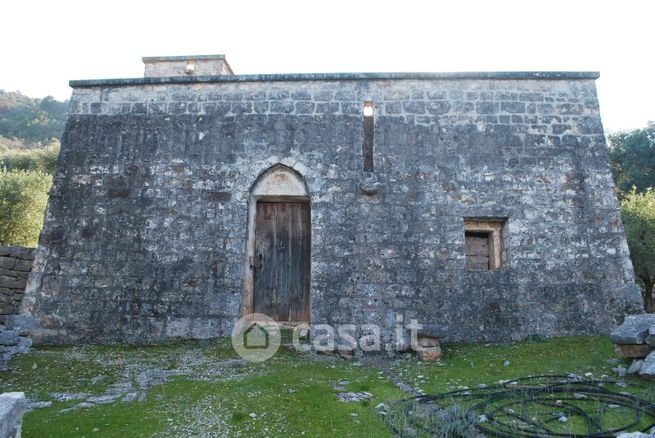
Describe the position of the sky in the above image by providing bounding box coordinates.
[1,0,653,133]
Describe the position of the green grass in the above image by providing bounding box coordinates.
[390,336,651,395]
[0,336,652,437]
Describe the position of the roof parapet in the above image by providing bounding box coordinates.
[142,54,234,77]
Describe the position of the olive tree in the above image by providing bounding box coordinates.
[0,169,52,247]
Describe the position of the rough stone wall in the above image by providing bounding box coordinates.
[0,247,35,323]
[22,74,643,345]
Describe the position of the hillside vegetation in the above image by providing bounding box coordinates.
[0,90,66,246]
[0,90,68,149]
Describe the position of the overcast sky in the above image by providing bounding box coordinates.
[2,0,653,132]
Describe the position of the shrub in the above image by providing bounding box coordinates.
[621,188,655,312]
[0,169,52,247]
[0,140,60,174]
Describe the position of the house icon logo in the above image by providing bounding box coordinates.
[231,313,281,362]
[243,322,269,349]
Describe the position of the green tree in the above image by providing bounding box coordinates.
[0,90,68,144]
[0,169,52,247]
[621,188,655,312]
[608,122,655,195]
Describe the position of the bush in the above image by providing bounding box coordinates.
[0,140,60,174]
[621,188,655,312]
[0,169,52,247]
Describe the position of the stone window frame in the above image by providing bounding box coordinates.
[464,218,509,270]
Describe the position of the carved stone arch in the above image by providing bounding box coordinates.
[249,164,310,199]
[243,164,311,322]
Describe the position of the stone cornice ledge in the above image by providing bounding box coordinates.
[69,71,600,88]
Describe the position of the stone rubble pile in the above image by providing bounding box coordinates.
[0,315,34,367]
[610,314,655,379]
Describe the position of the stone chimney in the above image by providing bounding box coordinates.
[142,54,234,77]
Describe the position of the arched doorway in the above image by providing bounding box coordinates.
[243,165,311,323]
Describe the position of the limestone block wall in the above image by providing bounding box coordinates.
[0,247,35,323]
[21,72,643,345]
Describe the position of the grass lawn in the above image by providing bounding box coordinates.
[0,336,653,437]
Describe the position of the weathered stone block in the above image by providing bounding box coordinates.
[0,331,19,346]
[12,260,32,273]
[611,314,655,344]
[417,345,442,361]
[5,315,38,337]
[614,343,653,358]
[0,392,26,438]
[0,258,14,270]
[639,350,655,380]
[417,336,439,348]
[646,325,655,347]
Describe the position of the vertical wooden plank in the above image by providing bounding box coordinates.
[287,202,311,322]
[275,202,290,321]
[253,202,276,318]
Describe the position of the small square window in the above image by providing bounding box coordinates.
[464,219,507,270]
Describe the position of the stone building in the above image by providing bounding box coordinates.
[21,55,643,346]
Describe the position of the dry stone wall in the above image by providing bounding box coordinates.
[0,247,35,323]
[21,72,643,345]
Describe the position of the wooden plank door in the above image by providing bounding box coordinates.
[253,201,310,322]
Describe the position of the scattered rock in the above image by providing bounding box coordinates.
[503,360,511,366]
[337,392,373,402]
[647,326,655,347]
[86,395,118,405]
[221,359,246,368]
[249,413,257,419]
[616,433,653,438]
[627,360,644,375]
[122,393,138,402]
[614,366,627,377]
[0,392,27,438]
[607,358,621,365]
[27,400,52,409]
[611,314,655,344]
[639,351,655,380]
[558,415,568,423]
[91,375,107,385]
[50,392,88,402]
